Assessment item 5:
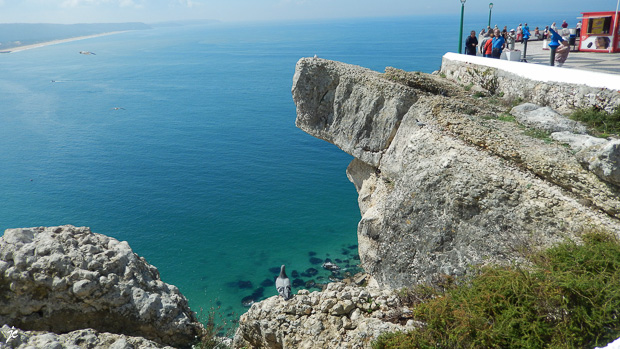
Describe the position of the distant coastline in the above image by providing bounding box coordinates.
[0,31,127,53]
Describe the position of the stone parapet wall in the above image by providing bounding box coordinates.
[440,53,620,113]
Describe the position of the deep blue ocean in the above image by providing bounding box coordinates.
[0,11,578,325]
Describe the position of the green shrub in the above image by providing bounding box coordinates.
[373,231,620,349]
[498,114,516,122]
[569,107,620,137]
[523,128,553,143]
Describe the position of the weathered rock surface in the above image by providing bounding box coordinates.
[0,225,202,348]
[292,58,620,288]
[550,131,608,151]
[233,283,414,349]
[510,103,587,134]
[440,54,620,113]
[293,58,419,167]
[576,140,620,186]
[513,104,620,187]
[0,325,174,349]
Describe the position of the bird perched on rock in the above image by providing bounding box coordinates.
[415,118,426,127]
[275,265,291,300]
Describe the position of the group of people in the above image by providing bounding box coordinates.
[463,20,573,66]
[464,28,507,58]
[464,24,531,58]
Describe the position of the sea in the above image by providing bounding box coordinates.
[0,11,579,327]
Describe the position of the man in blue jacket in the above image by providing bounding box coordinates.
[491,29,505,59]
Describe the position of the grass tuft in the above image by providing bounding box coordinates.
[497,113,516,122]
[373,231,620,349]
[194,305,235,349]
[523,128,553,143]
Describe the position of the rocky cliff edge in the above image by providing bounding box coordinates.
[234,57,620,348]
[292,57,620,288]
[0,225,203,348]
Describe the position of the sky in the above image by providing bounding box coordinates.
[0,0,615,24]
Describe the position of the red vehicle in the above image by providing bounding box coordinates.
[579,11,620,52]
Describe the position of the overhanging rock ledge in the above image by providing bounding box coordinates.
[293,57,620,288]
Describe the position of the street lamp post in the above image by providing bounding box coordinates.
[488,3,494,28]
[458,0,466,54]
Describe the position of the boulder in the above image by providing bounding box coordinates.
[510,103,587,134]
[0,325,174,349]
[576,139,620,186]
[233,283,413,349]
[550,131,608,151]
[0,225,202,348]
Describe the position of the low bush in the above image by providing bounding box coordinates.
[569,107,620,137]
[373,231,620,349]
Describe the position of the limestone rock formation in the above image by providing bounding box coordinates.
[509,103,620,187]
[550,131,608,151]
[233,282,414,349]
[0,225,202,348]
[292,58,620,289]
[576,139,620,186]
[0,325,174,349]
[440,54,620,113]
[510,103,586,134]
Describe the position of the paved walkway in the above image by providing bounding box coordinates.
[510,39,620,74]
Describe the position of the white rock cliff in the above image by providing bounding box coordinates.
[292,58,620,288]
[233,57,620,348]
[0,225,202,348]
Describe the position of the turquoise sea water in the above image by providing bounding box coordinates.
[0,12,578,325]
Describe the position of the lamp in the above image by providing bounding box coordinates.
[458,0,466,54]
[488,3,493,28]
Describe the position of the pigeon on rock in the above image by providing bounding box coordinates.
[275,265,292,300]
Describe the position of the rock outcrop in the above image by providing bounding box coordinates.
[234,58,620,348]
[0,225,202,348]
[0,325,174,349]
[510,103,620,187]
[292,58,620,289]
[233,282,414,349]
[510,103,587,134]
[440,53,620,113]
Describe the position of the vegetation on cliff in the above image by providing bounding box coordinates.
[569,107,620,138]
[373,231,620,349]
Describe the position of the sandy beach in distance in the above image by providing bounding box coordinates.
[1,31,127,53]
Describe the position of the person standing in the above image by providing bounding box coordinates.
[555,41,570,66]
[516,24,523,42]
[507,29,516,50]
[561,20,568,28]
[484,31,495,57]
[551,22,557,32]
[465,30,479,55]
[576,21,582,37]
[492,29,505,58]
[523,23,530,43]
